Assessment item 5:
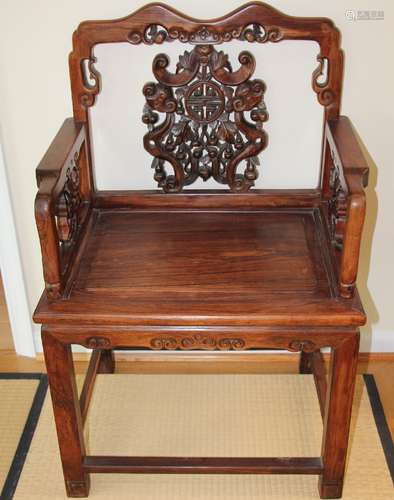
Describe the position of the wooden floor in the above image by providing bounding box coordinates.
[0,349,392,442]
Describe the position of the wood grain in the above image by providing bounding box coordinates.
[42,331,90,496]
[83,456,323,475]
[319,332,359,498]
[92,189,321,209]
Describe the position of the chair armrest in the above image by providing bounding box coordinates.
[35,118,91,299]
[324,116,369,298]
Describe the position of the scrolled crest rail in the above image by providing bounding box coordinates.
[69,2,343,122]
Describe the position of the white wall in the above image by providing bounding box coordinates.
[0,0,392,352]
[90,40,323,190]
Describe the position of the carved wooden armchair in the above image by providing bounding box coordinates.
[34,2,370,498]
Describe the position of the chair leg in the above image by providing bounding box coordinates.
[299,351,313,373]
[42,330,90,497]
[300,351,327,419]
[97,349,115,374]
[318,332,359,499]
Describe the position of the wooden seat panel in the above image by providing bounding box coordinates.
[75,210,327,294]
[34,209,365,327]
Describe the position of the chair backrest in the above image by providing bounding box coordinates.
[69,2,343,193]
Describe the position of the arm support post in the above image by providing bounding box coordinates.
[324,116,369,298]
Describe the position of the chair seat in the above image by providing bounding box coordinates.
[34,209,365,327]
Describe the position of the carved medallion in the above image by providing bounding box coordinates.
[184,81,225,124]
[142,44,268,192]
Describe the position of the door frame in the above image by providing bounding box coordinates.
[0,133,36,357]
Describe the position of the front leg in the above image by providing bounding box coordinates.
[319,331,359,498]
[42,329,90,497]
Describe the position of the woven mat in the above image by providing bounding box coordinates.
[0,377,39,492]
[13,374,394,499]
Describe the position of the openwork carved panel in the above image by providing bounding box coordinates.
[55,152,82,245]
[142,45,268,192]
[129,22,283,45]
[327,147,348,250]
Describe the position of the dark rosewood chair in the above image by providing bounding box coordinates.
[34,2,370,498]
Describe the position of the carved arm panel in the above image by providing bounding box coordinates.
[35,119,91,299]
